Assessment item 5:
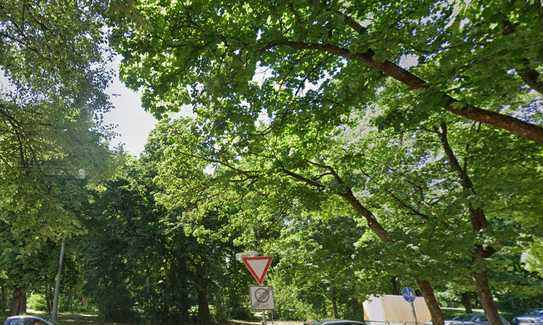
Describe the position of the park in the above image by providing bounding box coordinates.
[1,1,542,324]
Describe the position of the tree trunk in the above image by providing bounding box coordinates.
[10,287,26,315]
[391,276,401,295]
[52,239,65,322]
[350,297,364,321]
[170,249,190,322]
[331,287,338,319]
[461,292,473,313]
[197,283,210,325]
[66,289,73,312]
[45,285,52,315]
[1,286,5,311]
[437,123,502,325]
[417,279,444,325]
[474,265,502,325]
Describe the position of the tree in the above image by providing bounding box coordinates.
[148,117,460,324]
[0,0,112,114]
[147,122,261,323]
[110,5,543,321]
[112,1,543,143]
[146,93,543,323]
[80,149,253,324]
[270,215,367,320]
[0,2,114,313]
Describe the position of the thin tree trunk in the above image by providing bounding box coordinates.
[197,284,210,325]
[66,288,73,312]
[45,285,52,314]
[52,239,65,322]
[0,286,5,311]
[10,287,26,315]
[436,123,502,325]
[351,297,364,320]
[331,287,338,319]
[461,292,473,313]
[172,246,191,322]
[417,280,445,325]
[391,277,401,295]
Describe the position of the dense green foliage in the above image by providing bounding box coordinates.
[0,0,113,318]
[1,1,542,324]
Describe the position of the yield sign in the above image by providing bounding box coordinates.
[242,256,272,285]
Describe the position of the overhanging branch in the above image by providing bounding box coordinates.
[260,40,543,143]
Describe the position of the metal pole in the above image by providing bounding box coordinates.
[410,301,418,325]
[51,239,65,322]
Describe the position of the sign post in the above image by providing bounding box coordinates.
[401,287,418,324]
[241,255,274,324]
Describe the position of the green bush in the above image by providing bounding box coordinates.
[28,293,48,311]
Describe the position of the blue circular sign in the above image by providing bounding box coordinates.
[401,287,416,303]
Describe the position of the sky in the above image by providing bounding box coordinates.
[3,54,419,157]
[2,60,165,157]
[104,60,156,156]
[103,61,275,157]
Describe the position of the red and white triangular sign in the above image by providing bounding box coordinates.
[242,256,272,285]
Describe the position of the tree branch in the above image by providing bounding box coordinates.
[279,168,324,189]
[385,189,430,221]
[261,40,543,143]
[518,64,543,95]
[336,11,368,35]
[435,122,492,257]
[304,159,391,241]
[435,122,474,191]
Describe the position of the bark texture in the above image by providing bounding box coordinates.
[391,277,401,295]
[10,287,26,315]
[331,287,338,319]
[473,265,502,325]
[197,278,211,325]
[417,279,445,325]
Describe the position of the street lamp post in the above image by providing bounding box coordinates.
[51,168,86,322]
[51,239,65,322]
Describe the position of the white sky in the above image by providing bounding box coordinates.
[104,60,156,156]
[4,55,419,157]
[3,61,156,157]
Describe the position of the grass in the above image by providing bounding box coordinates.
[22,309,133,325]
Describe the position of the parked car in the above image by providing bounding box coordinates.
[3,315,55,325]
[445,313,510,325]
[512,309,543,325]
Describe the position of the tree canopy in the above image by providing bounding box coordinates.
[1,1,542,325]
